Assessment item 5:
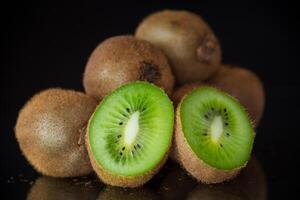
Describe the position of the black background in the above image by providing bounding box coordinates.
[1,0,296,199]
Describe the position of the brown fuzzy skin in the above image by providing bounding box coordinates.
[15,89,98,177]
[207,65,265,126]
[175,101,243,184]
[83,35,174,100]
[86,126,170,188]
[135,10,222,85]
[27,176,99,200]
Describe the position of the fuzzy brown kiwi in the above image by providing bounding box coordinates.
[83,35,174,100]
[207,65,265,126]
[175,87,255,184]
[135,10,222,85]
[15,88,98,177]
[27,176,100,200]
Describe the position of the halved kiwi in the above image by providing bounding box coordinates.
[135,10,222,84]
[86,81,174,187]
[15,88,98,177]
[83,35,174,100]
[175,87,255,183]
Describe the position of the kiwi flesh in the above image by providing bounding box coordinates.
[15,88,98,177]
[83,35,174,100]
[207,65,265,126]
[135,10,222,85]
[27,176,100,200]
[175,87,255,183]
[86,81,174,187]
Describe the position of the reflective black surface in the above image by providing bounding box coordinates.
[1,1,295,199]
[4,156,267,200]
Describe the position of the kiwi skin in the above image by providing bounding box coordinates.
[207,65,265,127]
[135,10,222,85]
[174,94,245,184]
[15,88,98,177]
[86,125,170,188]
[83,35,174,100]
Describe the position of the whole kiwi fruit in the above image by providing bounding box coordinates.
[83,35,174,100]
[207,65,265,126]
[27,176,100,200]
[135,10,222,85]
[15,88,98,177]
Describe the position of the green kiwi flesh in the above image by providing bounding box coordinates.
[87,81,174,187]
[15,88,98,177]
[176,87,255,183]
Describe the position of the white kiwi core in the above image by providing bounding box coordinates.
[210,116,223,143]
[124,111,140,146]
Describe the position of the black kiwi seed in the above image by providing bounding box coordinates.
[137,144,141,148]
[122,147,125,151]
[204,114,209,119]
[226,133,230,137]
[203,133,208,136]
[117,135,122,138]
[211,108,214,111]
[225,123,229,126]
[119,122,123,125]
[126,108,130,112]
[119,152,123,156]
[134,145,137,150]
[223,108,227,112]
[220,144,223,147]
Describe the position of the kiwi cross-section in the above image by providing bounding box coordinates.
[175,87,255,183]
[87,81,174,187]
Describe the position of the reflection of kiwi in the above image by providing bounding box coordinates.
[175,87,255,183]
[15,89,98,177]
[87,82,174,187]
[158,160,197,200]
[27,176,100,200]
[83,35,174,100]
[135,10,222,84]
[187,156,267,200]
[207,65,265,126]
[97,186,159,200]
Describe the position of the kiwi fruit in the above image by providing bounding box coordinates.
[27,176,100,200]
[186,156,267,200]
[207,65,265,126]
[135,10,222,85]
[86,81,174,187]
[175,87,255,183]
[15,88,98,177]
[83,35,174,100]
[97,186,159,200]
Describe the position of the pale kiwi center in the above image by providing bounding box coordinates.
[210,115,223,143]
[124,111,140,146]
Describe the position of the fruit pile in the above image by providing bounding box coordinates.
[15,10,265,188]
